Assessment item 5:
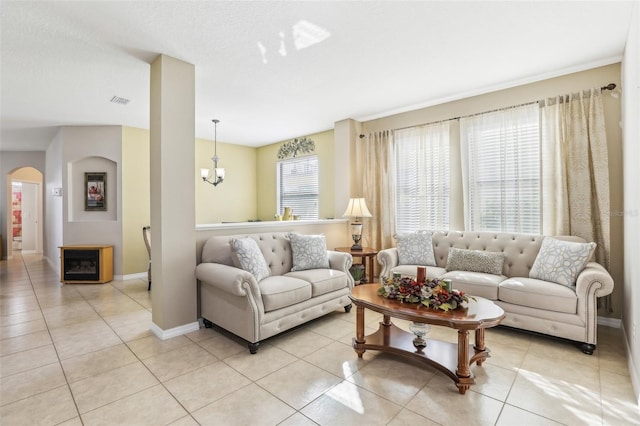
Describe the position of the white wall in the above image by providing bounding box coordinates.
[45,130,64,270]
[60,126,124,274]
[622,1,640,402]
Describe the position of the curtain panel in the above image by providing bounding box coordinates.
[360,130,396,252]
[541,88,611,270]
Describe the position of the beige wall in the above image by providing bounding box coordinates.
[256,129,336,221]
[122,126,150,276]
[195,137,257,223]
[355,63,623,320]
[11,167,41,181]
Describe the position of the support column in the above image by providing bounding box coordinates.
[149,54,198,338]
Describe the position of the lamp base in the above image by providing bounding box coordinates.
[351,234,362,251]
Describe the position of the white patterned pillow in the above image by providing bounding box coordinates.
[530,237,596,287]
[395,233,436,266]
[288,233,330,272]
[445,248,504,275]
[230,237,270,282]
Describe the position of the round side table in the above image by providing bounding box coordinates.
[335,247,378,284]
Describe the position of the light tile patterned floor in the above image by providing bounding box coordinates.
[1,253,638,425]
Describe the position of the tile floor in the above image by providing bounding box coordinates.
[1,253,639,425]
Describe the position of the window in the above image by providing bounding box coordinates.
[277,156,319,220]
[395,122,450,233]
[460,103,540,233]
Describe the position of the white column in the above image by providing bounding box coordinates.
[149,55,198,337]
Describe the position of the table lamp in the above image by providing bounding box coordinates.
[342,198,372,250]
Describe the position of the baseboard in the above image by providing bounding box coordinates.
[117,272,147,281]
[622,323,640,406]
[151,321,199,340]
[598,316,621,328]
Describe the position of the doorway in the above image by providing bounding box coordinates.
[7,167,43,256]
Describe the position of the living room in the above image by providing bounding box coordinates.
[1,1,639,424]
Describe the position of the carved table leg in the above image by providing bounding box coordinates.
[382,314,391,326]
[474,328,486,365]
[354,305,365,357]
[456,329,473,394]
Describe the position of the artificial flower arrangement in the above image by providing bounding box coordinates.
[378,275,475,312]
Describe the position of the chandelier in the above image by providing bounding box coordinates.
[200,119,225,186]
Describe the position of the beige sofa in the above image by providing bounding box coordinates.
[377,230,614,354]
[196,232,354,353]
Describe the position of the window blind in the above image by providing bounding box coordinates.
[460,104,540,233]
[277,156,319,220]
[395,122,450,233]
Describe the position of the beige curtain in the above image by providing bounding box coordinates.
[359,130,396,252]
[541,88,610,270]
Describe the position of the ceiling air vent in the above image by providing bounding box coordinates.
[110,96,130,105]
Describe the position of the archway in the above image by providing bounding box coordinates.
[6,167,43,256]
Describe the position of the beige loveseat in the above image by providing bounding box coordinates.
[196,232,354,353]
[377,230,614,354]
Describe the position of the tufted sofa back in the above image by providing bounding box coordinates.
[200,233,294,276]
[427,230,586,278]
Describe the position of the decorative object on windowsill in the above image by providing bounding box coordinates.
[277,136,315,159]
[378,273,474,312]
[283,207,292,221]
[342,197,372,250]
[201,119,225,186]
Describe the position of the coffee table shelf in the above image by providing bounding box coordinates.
[349,284,505,394]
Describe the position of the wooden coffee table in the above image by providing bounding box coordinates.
[349,284,505,394]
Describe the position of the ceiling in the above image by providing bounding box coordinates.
[0,1,634,151]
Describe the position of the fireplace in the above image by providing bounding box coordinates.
[63,249,100,281]
[59,245,113,283]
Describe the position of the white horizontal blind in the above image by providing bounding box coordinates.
[460,103,540,233]
[395,122,450,233]
[277,156,319,220]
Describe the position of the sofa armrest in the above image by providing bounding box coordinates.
[575,262,614,300]
[327,250,352,272]
[327,251,355,288]
[196,262,262,299]
[377,248,399,279]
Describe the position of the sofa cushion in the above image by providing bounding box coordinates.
[439,271,505,300]
[259,276,312,312]
[395,232,436,266]
[445,247,505,275]
[230,237,270,282]
[499,277,577,314]
[289,233,330,272]
[286,269,349,297]
[530,237,596,287]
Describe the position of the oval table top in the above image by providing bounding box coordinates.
[349,283,505,330]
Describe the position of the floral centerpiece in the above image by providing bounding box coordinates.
[378,275,475,312]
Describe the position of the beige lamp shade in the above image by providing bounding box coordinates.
[342,198,372,220]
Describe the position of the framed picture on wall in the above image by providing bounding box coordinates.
[85,172,107,211]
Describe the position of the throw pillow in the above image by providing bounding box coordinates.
[230,237,270,282]
[445,248,505,275]
[288,233,330,272]
[530,237,596,287]
[395,233,436,266]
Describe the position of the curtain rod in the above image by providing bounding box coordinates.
[358,82,617,138]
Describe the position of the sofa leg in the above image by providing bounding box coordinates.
[203,319,213,329]
[248,342,260,354]
[581,343,596,355]
[344,304,353,313]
